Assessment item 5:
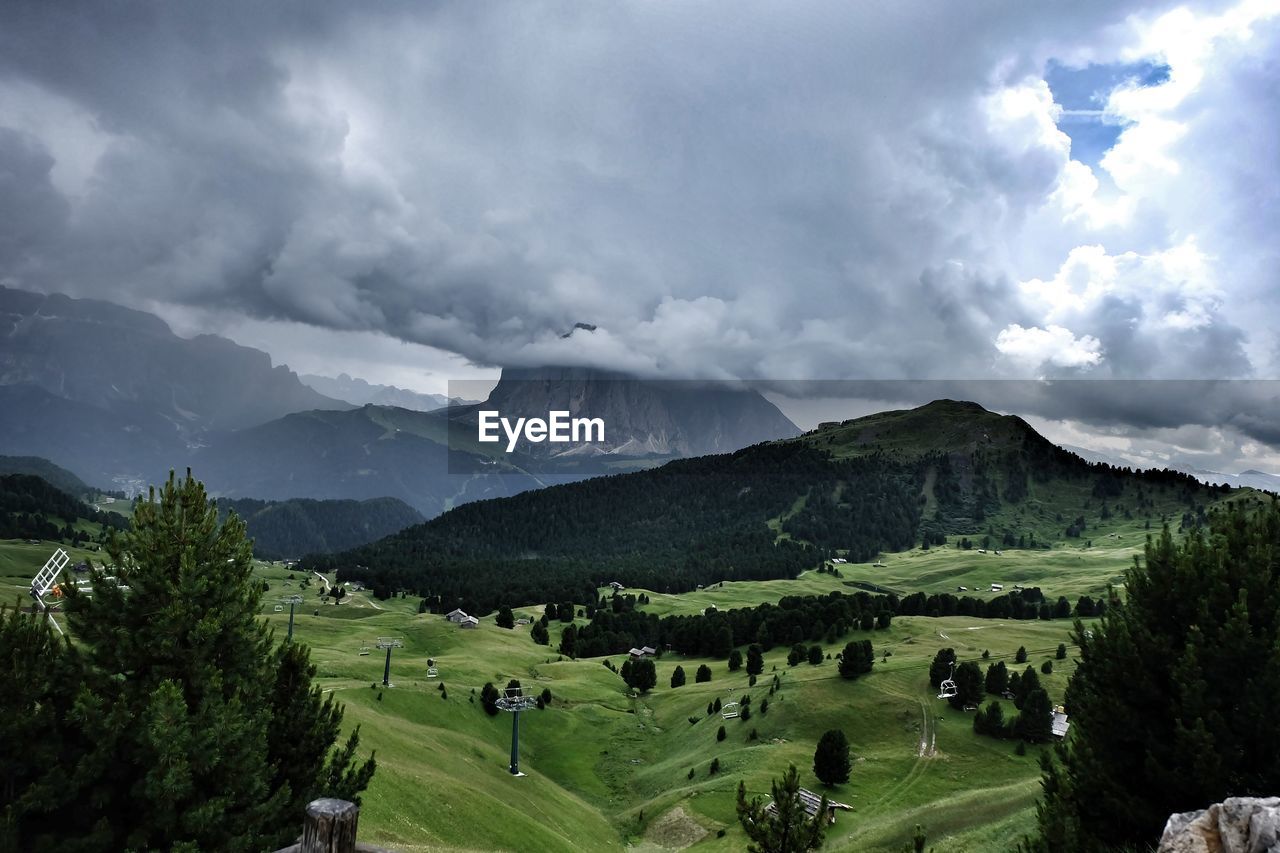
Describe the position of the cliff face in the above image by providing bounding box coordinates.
[1158,797,1280,852]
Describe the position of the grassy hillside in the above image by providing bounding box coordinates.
[314,400,1234,617]
[0,524,1177,851]
[2,400,1257,851]
[249,575,1083,852]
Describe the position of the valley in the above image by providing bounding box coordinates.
[0,529,1136,851]
[0,396,1269,851]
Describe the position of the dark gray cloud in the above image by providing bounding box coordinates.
[0,0,1275,432]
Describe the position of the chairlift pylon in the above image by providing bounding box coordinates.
[937,661,958,700]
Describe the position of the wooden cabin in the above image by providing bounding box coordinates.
[765,788,853,825]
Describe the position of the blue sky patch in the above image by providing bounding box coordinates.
[1045,59,1171,167]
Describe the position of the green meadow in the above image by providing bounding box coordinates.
[0,535,1116,851]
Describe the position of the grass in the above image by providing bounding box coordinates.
[0,535,1118,852]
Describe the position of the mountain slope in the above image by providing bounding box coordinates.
[300,373,464,412]
[189,367,803,516]
[0,455,94,499]
[0,286,350,485]
[308,400,1233,613]
[216,496,424,560]
[0,472,128,545]
[190,404,581,517]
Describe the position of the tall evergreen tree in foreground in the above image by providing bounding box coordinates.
[1028,503,1280,852]
[3,472,375,851]
[737,764,827,852]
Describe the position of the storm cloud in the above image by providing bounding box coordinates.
[0,1,1277,459]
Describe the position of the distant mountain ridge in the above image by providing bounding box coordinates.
[215,495,424,560]
[0,455,94,498]
[0,288,817,512]
[0,286,349,486]
[310,399,1237,613]
[300,373,472,412]
[1059,444,1279,492]
[456,365,801,458]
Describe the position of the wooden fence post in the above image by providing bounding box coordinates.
[300,798,360,853]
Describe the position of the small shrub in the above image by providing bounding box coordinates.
[1041,661,1053,675]
[1016,741,1027,756]
[717,725,727,742]
[688,716,699,725]
[717,829,726,838]
[749,728,759,741]
[749,674,757,687]
[376,691,383,701]
[709,758,720,775]
[688,767,696,780]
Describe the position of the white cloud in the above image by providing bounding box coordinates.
[995,323,1104,371]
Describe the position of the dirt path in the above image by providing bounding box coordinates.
[864,695,938,820]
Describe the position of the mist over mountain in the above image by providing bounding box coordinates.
[187,366,804,517]
[300,373,469,412]
[0,286,349,486]
[188,404,565,517]
[457,365,801,458]
[1060,443,1279,492]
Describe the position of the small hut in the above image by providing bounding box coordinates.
[765,788,852,825]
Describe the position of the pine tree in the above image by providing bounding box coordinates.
[530,620,549,645]
[1013,666,1040,710]
[696,664,713,683]
[838,639,874,679]
[265,641,377,835]
[813,729,852,786]
[623,658,656,692]
[736,765,827,852]
[42,472,374,851]
[1015,645,1028,663]
[671,665,687,688]
[559,623,578,658]
[928,648,956,688]
[0,605,85,849]
[1014,688,1052,743]
[1030,507,1280,850]
[973,700,1006,738]
[807,645,823,665]
[746,644,765,676]
[985,661,1009,696]
[949,661,983,710]
[496,605,515,629]
[728,649,743,671]
[787,643,806,666]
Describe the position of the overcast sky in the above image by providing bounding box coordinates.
[2,0,1278,472]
